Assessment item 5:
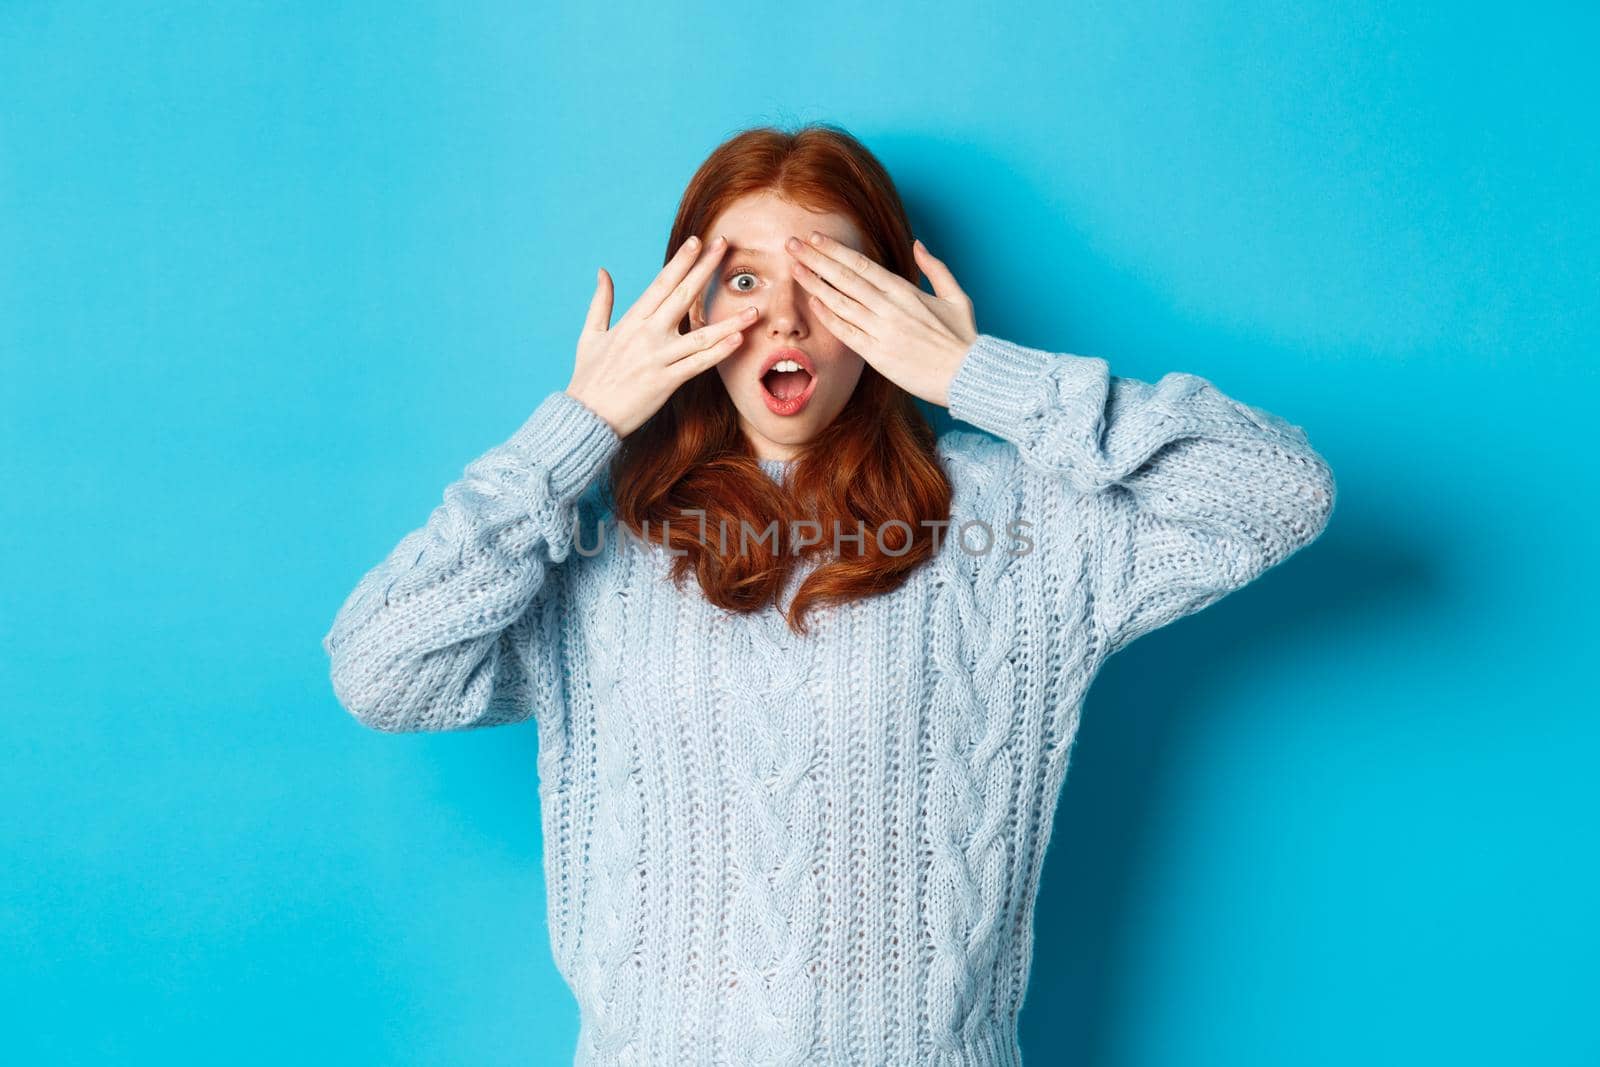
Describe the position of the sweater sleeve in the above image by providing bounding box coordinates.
[321,389,622,732]
[946,333,1336,658]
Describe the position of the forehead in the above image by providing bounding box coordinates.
[703,190,864,254]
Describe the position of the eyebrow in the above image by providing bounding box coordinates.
[723,243,777,258]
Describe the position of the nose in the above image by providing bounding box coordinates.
[762,272,809,342]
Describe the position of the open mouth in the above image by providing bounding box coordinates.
[758,349,818,415]
[763,363,812,400]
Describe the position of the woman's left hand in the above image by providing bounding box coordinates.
[784,231,978,408]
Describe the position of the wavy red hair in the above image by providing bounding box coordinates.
[604,123,954,636]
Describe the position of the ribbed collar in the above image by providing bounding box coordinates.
[756,456,798,478]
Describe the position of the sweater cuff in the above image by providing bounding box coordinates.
[947,333,1110,442]
[504,390,622,503]
[944,334,1053,436]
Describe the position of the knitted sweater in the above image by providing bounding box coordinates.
[322,334,1336,1067]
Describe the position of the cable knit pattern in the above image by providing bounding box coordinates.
[724,566,825,1064]
[573,568,647,1065]
[322,336,1335,1065]
[922,459,1024,1061]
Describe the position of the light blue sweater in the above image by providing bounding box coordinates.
[322,334,1336,1066]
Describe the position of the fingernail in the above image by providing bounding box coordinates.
[809,231,823,245]
[743,306,757,318]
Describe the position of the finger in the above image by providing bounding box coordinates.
[785,235,897,317]
[630,235,712,323]
[585,267,614,332]
[791,259,878,341]
[913,238,971,305]
[673,306,758,360]
[800,230,927,312]
[658,236,731,324]
[669,325,746,379]
[803,288,874,351]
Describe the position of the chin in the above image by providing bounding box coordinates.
[751,386,836,425]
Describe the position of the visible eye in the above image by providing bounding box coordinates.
[726,268,758,293]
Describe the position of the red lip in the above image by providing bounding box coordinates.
[757,347,818,416]
[758,347,816,378]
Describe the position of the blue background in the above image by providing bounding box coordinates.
[4,3,1596,1064]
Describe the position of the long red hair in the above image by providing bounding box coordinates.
[604,123,953,636]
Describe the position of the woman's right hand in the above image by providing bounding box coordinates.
[565,234,758,438]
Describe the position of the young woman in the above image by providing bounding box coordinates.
[322,124,1336,1066]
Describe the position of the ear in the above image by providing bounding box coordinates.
[688,293,707,329]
